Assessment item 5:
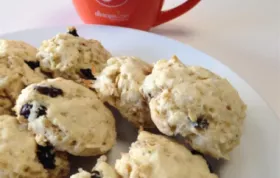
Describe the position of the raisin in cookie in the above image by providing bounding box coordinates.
[115,131,217,178]
[70,156,120,178]
[36,27,111,87]
[94,56,154,128]
[0,55,44,115]
[140,56,247,159]
[0,115,69,178]
[14,78,116,156]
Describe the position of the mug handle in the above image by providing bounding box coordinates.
[153,0,201,26]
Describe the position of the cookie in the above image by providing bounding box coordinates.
[94,156,120,178]
[0,40,37,61]
[36,27,111,87]
[94,56,154,128]
[70,156,120,178]
[14,78,116,156]
[140,56,247,159]
[0,40,45,76]
[0,115,69,178]
[0,55,44,115]
[115,131,217,178]
[0,96,13,115]
[70,169,91,178]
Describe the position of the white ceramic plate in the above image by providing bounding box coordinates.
[1,25,279,178]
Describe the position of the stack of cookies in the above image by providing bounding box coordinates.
[0,27,246,178]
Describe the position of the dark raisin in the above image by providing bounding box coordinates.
[37,105,47,117]
[191,150,213,173]
[67,27,79,37]
[20,103,47,119]
[36,145,56,169]
[91,170,102,178]
[191,150,202,155]
[226,105,232,111]
[34,86,63,97]
[42,71,53,78]
[20,103,33,118]
[192,116,209,130]
[24,61,40,70]
[80,69,96,80]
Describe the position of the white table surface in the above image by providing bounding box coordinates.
[0,0,279,118]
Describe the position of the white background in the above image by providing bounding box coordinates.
[0,0,279,117]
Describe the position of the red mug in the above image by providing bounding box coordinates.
[73,0,200,30]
